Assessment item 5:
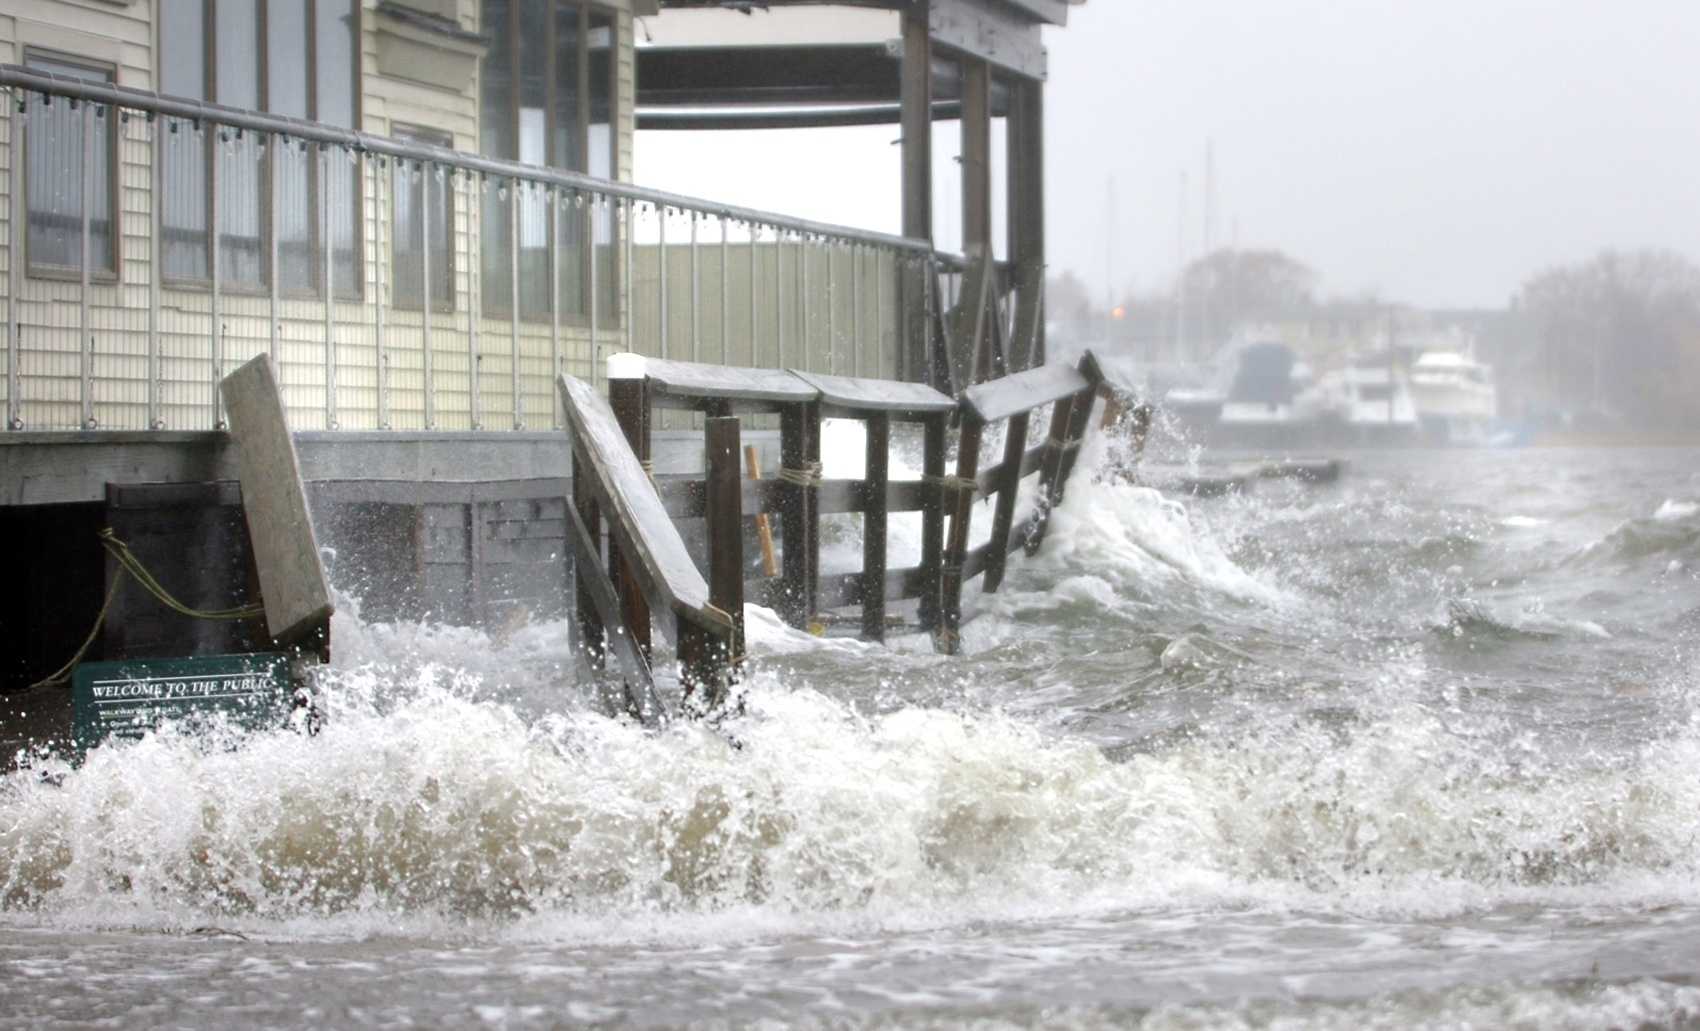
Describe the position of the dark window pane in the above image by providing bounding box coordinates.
[214,0,260,109]
[276,137,314,292]
[314,0,356,129]
[518,0,547,166]
[23,55,115,274]
[392,133,455,312]
[160,0,206,100]
[588,10,616,320]
[158,1,208,279]
[217,129,266,286]
[160,119,209,280]
[267,0,310,118]
[480,0,514,160]
[553,6,581,172]
[518,181,549,318]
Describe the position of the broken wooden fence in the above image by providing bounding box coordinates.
[581,351,1104,667]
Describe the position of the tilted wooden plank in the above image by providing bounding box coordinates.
[557,374,714,623]
[566,500,665,726]
[640,355,818,407]
[963,360,1090,424]
[791,369,957,415]
[218,355,334,647]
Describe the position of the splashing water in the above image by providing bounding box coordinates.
[4,446,1700,1028]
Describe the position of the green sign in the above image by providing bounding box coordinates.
[72,653,293,752]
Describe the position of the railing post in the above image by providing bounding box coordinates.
[268,133,280,366]
[8,94,24,430]
[468,177,481,430]
[850,244,861,379]
[323,142,337,429]
[748,222,758,367]
[147,112,161,428]
[622,197,634,356]
[421,162,435,428]
[658,204,668,361]
[587,192,598,390]
[861,412,890,641]
[548,185,560,428]
[79,101,94,429]
[509,177,521,428]
[374,152,388,428]
[718,215,729,366]
[606,353,651,662]
[689,210,700,364]
[211,124,223,429]
[799,235,810,372]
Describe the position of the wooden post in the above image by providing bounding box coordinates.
[778,402,809,628]
[570,455,606,673]
[744,444,778,577]
[689,414,744,707]
[938,417,984,655]
[918,412,947,631]
[900,1,933,383]
[802,400,822,625]
[981,410,1030,593]
[607,361,652,660]
[861,413,891,641]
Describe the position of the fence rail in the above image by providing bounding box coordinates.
[602,350,1106,664]
[0,65,939,435]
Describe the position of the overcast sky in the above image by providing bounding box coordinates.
[635,1,1700,310]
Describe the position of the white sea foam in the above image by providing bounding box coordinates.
[1654,498,1698,522]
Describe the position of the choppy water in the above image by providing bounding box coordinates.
[4,442,1700,1029]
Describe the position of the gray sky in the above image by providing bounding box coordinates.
[636,1,1700,310]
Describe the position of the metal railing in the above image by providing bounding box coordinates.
[0,64,939,433]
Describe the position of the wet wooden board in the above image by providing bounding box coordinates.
[219,355,334,647]
[642,357,818,410]
[791,370,956,416]
[963,361,1091,424]
[558,374,714,625]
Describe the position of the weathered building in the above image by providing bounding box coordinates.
[0,0,1079,713]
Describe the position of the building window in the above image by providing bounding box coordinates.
[157,0,360,296]
[23,50,117,278]
[391,127,455,313]
[479,0,618,321]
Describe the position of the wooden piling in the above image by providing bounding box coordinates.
[691,415,744,705]
[861,413,891,641]
[570,467,606,672]
[778,403,810,628]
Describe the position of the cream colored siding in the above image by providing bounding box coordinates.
[0,0,903,433]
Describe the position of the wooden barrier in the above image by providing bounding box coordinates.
[557,373,738,724]
[601,351,1103,658]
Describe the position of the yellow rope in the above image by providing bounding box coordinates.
[777,462,823,488]
[99,529,265,621]
[27,575,123,689]
[27,529,266,689]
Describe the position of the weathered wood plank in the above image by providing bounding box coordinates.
[218,355,334,649]
[963,361,1090,424]
[937,417,985,654]
[657,477,930,520]
[566,499,665,726]
[703,416,746,673]
[641,355,818,409]
[791,369,956,415]
[557,374,714,628]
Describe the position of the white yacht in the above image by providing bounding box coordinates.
[1409,351,1498,445]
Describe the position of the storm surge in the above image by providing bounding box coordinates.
[5,450,1699,950]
